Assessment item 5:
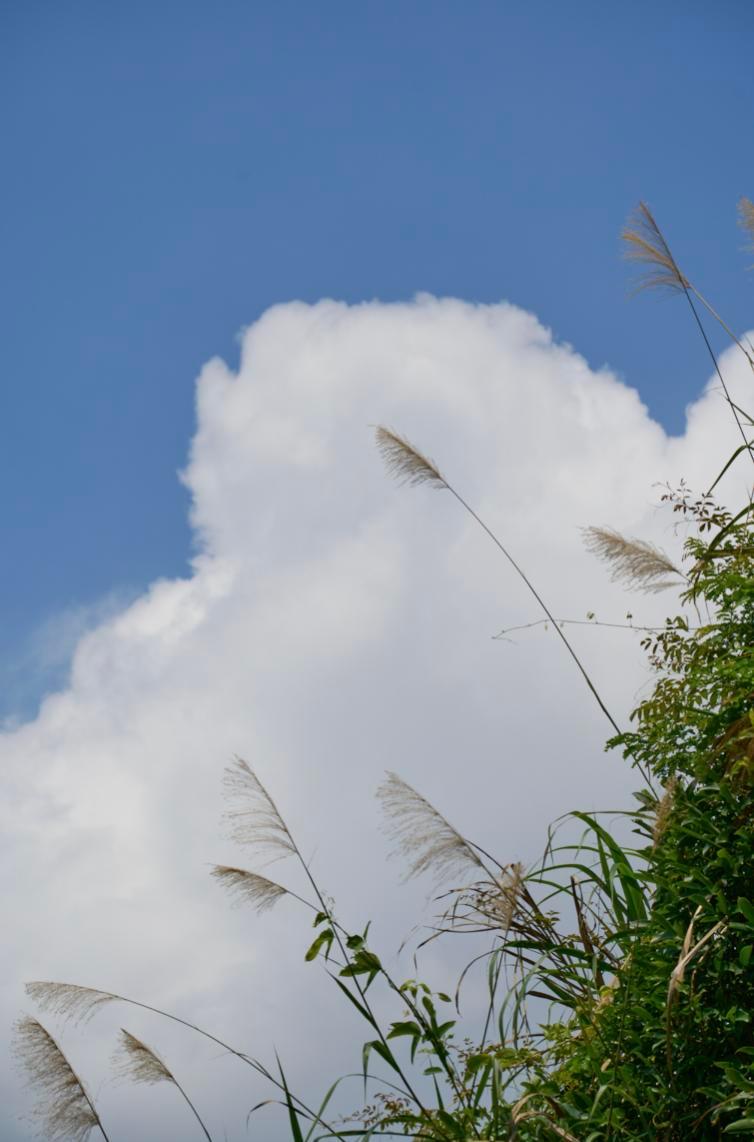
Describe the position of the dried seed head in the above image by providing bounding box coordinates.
[25,982,118,1026]
[583,526,684,593]
[114,1029,174,1086]
[377,771,485,884]
[622,202,689,294]
[740,197,754,263]
[375,426,446,489]
[653,777,678,846]
[223,758,296,862]
[13,1016,104,1142]
[211,865,289,913]
[482,863,524,934]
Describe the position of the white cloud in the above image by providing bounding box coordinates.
[2,297,752,1140]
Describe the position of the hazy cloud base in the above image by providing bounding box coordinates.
[2,297,751,1140]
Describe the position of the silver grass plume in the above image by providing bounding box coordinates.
[653,776,678,846]
[583,526,684,593]
[622,202,689,294]
[25,982,118,1026]
[471,863,524,935]
[378,771,485,884]
[113,1029,173,1086]
[624,201,754,459]
[13,1016,110,1142]
[211,865,289,913]
[114,1030,213,1141]
[375,426,446,489]
[223,757,296,862]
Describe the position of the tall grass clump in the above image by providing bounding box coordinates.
[16,199,754,1138]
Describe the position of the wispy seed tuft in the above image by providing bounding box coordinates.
[653,777,678,846]
[13,1015,106,1142]
[622,202,689,294]
[375,426,446,489]
[211,865,289,913]
[25,982,118,1026]
[378,771,485,884]
[223,758,296,862]
[583,526,684,593]
[113,1029,173,1086]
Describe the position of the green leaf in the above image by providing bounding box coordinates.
[387,1020,422,1041]
[275,1052,305,1142]
[738,899,754,926]
[304,929,333,962]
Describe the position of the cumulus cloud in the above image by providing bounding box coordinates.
[2,296,752,1140]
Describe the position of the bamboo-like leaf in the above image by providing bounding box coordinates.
[211,865,289,913]
[375,426,446,489]
[13,1016,110,1142]
[223,757,296,861]
[378,771,485,883]
[583,526,684,593]
[622,202,689,294]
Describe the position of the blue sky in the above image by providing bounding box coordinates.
[3,1,753,717]
[4,7,754,1136]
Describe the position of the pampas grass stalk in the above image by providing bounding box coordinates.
[13,1015,111,1142]
[375,425,624,743]
[221,760,431,1120]
[623,203,754,459]
[114,1029,213,1141]
[25,981,343,1136]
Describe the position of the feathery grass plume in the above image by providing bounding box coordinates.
[583,526,684,593]
[652,776,678,846]
[740,197,754,260]
[114,1029,213,1141]
[622,201,689,294]
[740,197,754,242]
[624,201,754,451]
[25,982,118,1026]
[26,981,341,1136]
[211,865,289,913]
[374,426,446,489]
[471,863,524,935]
[114,1028,174,1085]
[13,1015,111,1142]
[223,757,296,861]
[378,771,486,884]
